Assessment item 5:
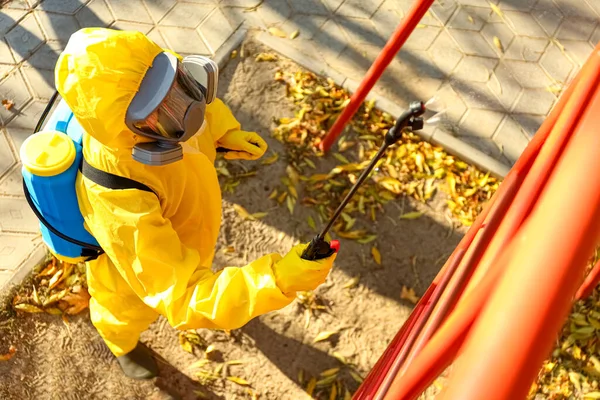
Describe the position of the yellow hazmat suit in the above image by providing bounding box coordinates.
[55,28,336,357]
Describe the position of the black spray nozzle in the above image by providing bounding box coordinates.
[385,101,427,146]
[408,100,426,116]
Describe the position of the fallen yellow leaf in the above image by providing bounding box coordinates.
[31,285,40,305]
[194,390,210,399]
[249,212,268,220]
[261,152,279,165]
[0,345,16,361]
[306,377,317,395]
[400,211,423,220]
[313,330,339,343]
[357,235,377,244]
[48,269,64,290]
[490,2,504,18]
[316,374,337,386]
[255,53,278,62]
[227,376,251,386]
[268,27,287,38]
[37,259,58,277]
[342,275,360,289]
[379,177,402,194]
[287,184,298,199]
[401,286,420,304]
[14,303,43,313]
[333,153,350,164]
[286,195,295,214]
[42,288,68,306]
[546,84,563,94]
[320,367,340,377]
[277,191,288,204]
[337,230,367,240]
[309,173,330,182]
[188,359,210,369]
[371,246,382,265]
[179,332,194,354]
[493,36,504,53]
[233,204,252,220]
[205,344,216,357]
[349,369,364,383]
[304,158,316,169]
[289,30,300,39]
[330,384,338,400]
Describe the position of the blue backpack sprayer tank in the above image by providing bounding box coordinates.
[21,92,104,263]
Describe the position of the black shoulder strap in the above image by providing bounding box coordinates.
[81,158,155,194]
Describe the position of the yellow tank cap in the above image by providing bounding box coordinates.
[20,131,76,177]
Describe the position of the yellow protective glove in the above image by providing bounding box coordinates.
[217,130,268,160]
[274,243,337,295]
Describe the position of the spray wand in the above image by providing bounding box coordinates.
[301,101,427,260]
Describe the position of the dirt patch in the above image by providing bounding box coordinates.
[0,38,463,400]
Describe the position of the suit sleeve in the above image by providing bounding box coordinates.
[84,186,295,331]
[205,98,241,145]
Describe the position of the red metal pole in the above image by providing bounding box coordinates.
[382,244,511,400]
[353,299,425,399]
[576,259,600,300]
[393,73,580,372]
[356,72,559,398]
[398,173,519,372]
[441,53,600,400]
[354,177,499,399]
[355,34,594,400]
[319,0,435,152]
[465,60,590,293]
[374,49,590,398]
[369,250,466,399]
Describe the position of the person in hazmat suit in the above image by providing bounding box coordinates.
[55,28,337,379]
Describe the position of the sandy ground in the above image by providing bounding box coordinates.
[0,39,463,400]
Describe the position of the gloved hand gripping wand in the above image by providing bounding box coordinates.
[301,101,426,261]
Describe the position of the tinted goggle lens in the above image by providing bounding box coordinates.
[134,66,205,139]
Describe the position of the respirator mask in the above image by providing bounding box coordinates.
[125,52,218,166]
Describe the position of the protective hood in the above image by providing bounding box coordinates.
[55,28,163,146]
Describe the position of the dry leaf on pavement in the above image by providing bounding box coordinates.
[371,247,382,265]
[14,303,44,313]
[60,288,90,315]
[313,330,339,343]
[493,36,504,53]
[0,345,16,361]
[255,53,278,62]
[400,211,423,220]
[267,27,287,38]
[227,376,251,386]
[400,286,420,304]
[342,276,360,289]
[1,99,14,110]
